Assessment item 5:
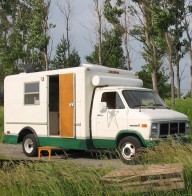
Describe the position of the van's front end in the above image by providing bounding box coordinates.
[119,88,189,162]
[91,85,190,164]
[123,88,189,140]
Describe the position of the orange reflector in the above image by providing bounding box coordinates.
[141,124,147,128]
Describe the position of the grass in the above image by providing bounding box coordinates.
[0,140,192,195]
[0,106,3,142]
[165,98,192,129]
[0,161,115,196]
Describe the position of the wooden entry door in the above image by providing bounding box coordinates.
[59,73,75,138]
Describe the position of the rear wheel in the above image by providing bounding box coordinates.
[118,136,142,164]
[22,134,38,157]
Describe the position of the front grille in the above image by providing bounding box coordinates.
[159,122,186,137]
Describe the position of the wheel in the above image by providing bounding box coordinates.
[118,136,142,164]
[22,134,38,157]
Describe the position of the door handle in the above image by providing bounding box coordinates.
[97,114,103,116]
[69,103,74,107]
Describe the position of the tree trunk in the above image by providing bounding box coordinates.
[44,52,48,71]
[176,49,180,98]
[185,17,192,98]
[43,0,51,70]
[151,69,158,92]
[95,0,102,65]
[190,49,192,98]
[165,33,175,105]
[124,3,131,70]
[66,17,70,61]
[124,5,131,70]
[142,2,159,92]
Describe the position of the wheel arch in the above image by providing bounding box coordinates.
[18,127,39,145]
[116,130,146,148]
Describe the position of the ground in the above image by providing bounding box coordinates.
[0,144,127,168]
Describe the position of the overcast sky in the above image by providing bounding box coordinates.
[49,0,190,95]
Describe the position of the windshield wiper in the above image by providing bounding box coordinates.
[132,104,147,108]
[153,104,170,109]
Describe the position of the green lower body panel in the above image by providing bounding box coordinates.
[3,135,116,150]
[92,139,116,149]
[3,134,165,150]
[38,137,93,150]
[4,135,18,144]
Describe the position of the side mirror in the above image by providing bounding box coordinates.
[99,102,107,113]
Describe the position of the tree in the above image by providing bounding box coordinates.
[51,35,80,69]
[92,0,103,65]
[86,0,125,68]
[152,0,186,103]
[130,0,165,93]
[57,0,72,60]
[122,1,132,70]
[0,0,52,84]
[184,1,192,98]
[138,66,171,99]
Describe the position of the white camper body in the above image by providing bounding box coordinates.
[4,64,189,163]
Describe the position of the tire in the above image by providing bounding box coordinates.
[118,136,142,164]
[22,134,38,157]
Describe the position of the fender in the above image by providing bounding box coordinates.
[18,126,39,146]
[116,130,155,147]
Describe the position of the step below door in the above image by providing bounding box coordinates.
[59,73,75,138]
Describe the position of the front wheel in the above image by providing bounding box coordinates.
[118,136,142,164]
[22,134,38,157]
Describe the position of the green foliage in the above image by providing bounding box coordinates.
[1,141,192,195]
[138,66,171,98]
[0,162,115,195]
[86,0,125,68]
[0,0,52,85]
[165,98,192,128]
[0,107,3,142]
[51,35,81,69]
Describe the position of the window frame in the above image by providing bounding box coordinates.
[101,91,125,110]
[24,82,40,105]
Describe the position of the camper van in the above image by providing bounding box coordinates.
[4,64,189,163]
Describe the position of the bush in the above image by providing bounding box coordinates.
[165,98,192,132]
[0,107,3,142]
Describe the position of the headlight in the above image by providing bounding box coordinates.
[151,123,159,138]
[186,122,190,134]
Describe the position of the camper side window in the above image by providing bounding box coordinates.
[24,82,40,105]
[101,92,125,109]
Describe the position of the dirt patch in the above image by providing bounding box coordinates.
[0,144,126,168]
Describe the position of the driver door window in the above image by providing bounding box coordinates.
[101,92,124,109]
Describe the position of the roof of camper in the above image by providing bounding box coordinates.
[5,64,138,79]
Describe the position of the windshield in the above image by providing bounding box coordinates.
[122,90,169,109]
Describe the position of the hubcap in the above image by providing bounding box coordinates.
[24,138,34,153]
[121,143,136,160]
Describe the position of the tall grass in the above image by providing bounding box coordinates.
[1,141,192,195]
[165,98,192,128]
[0,106,3,142]
[0,161,116,196]
[133,139,192,195]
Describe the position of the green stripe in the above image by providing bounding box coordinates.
[92,139,116,149]
[3,133,157,150]
[4,135,18,144]
[116,130,155,147]
[39,137,92,150]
